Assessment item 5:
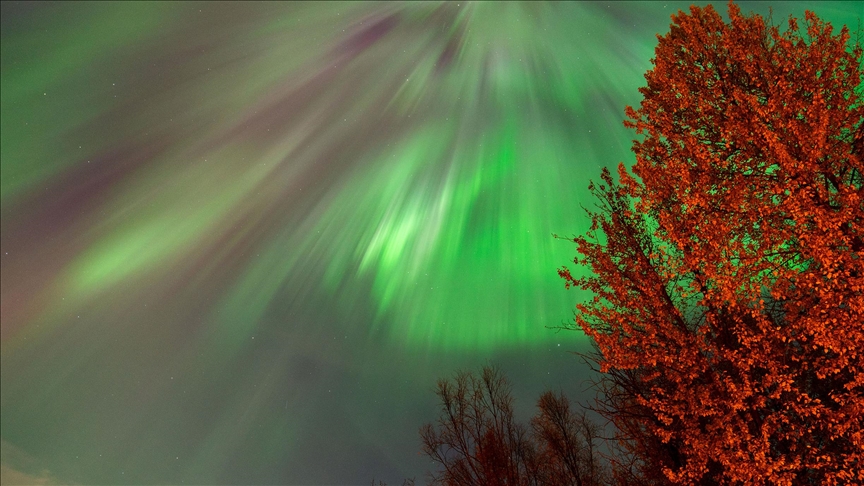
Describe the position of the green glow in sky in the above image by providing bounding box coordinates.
[1,2,859,484]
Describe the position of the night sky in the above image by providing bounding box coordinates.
[1,2,860,485]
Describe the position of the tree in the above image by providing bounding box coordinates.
[420,366,609,486]
[532,390,608,486]
[558,2,863,484]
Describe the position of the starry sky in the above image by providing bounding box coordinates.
[1,1,860,484]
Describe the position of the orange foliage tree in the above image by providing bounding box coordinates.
[558,2,863,484]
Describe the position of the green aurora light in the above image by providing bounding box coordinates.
[1,2,859,484]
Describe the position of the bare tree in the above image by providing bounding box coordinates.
[532,391,608,486]
[420,366,537,486]
[420,366,610,486]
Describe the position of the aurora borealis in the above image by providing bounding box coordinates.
[1,2,860,484]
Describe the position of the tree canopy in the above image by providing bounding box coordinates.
[420,366,608,486]
[558,2,863,484]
